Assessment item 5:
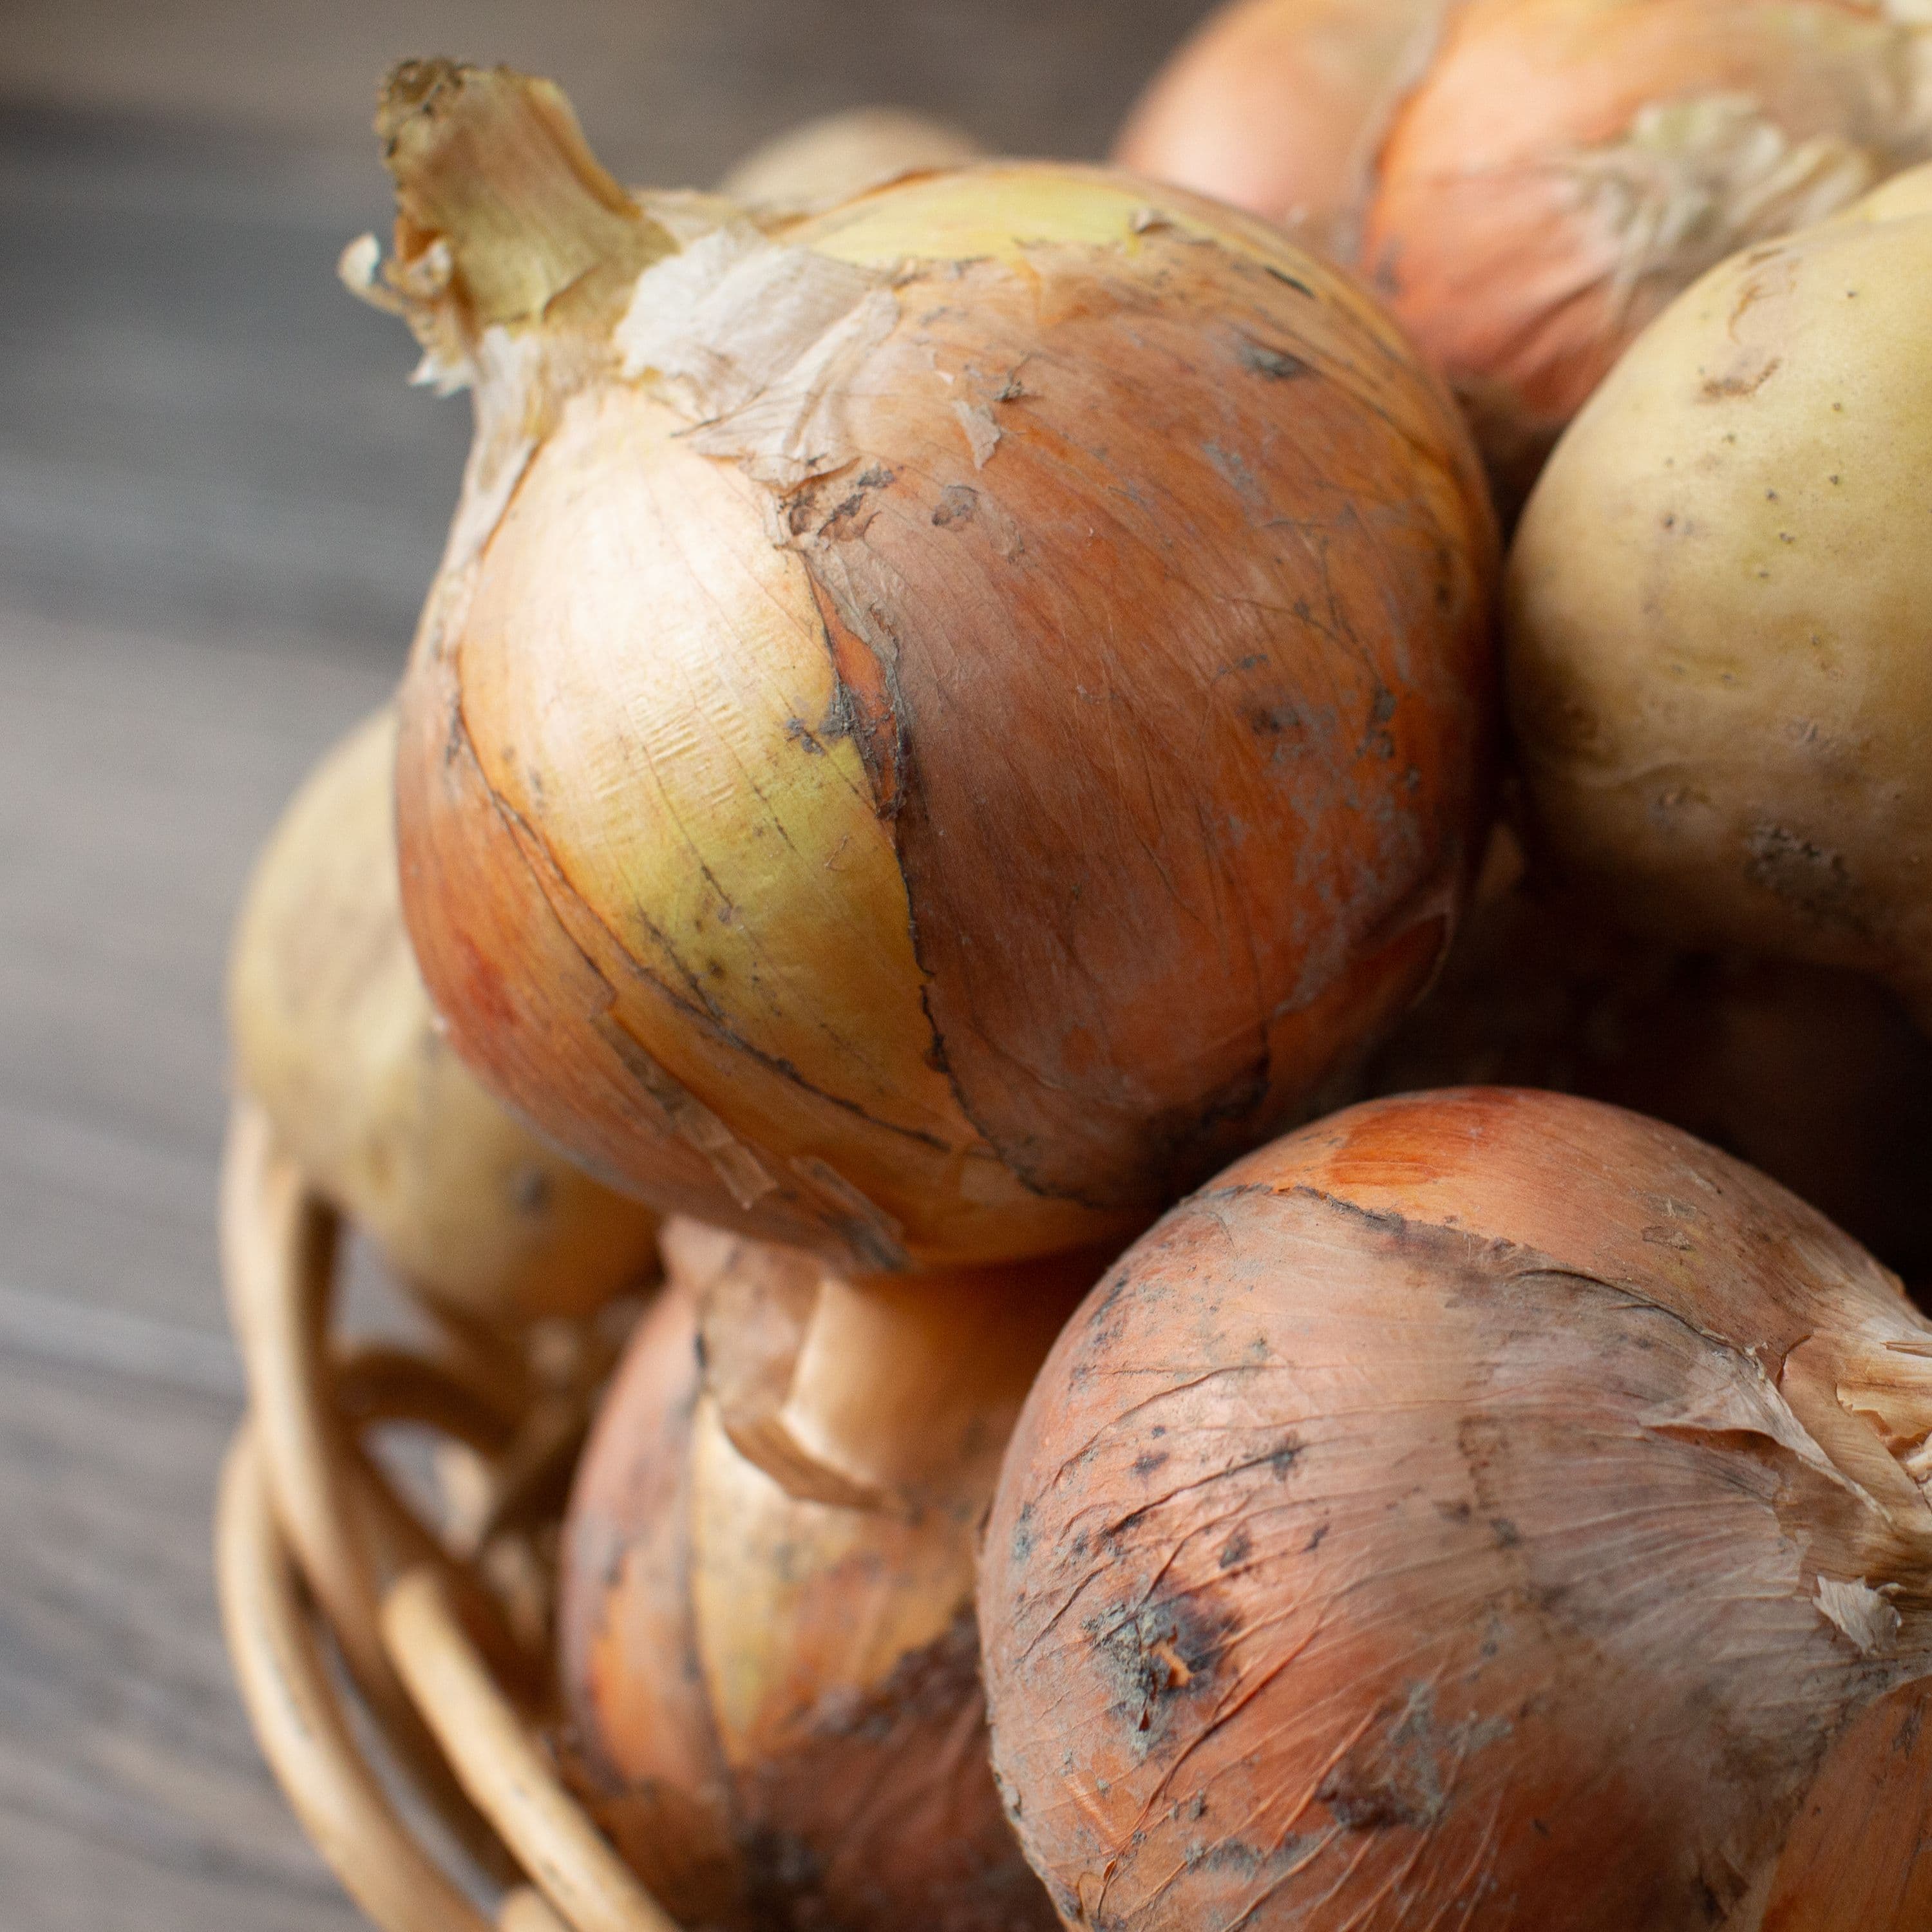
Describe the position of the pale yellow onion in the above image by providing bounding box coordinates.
[228,706,659,1325]
[1507,160,1932,1030]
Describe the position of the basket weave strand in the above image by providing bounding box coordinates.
[216,1429,496,1932]
[384,1567,674,1932]
[215,1100,677,1931]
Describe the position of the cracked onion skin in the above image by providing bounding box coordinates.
[228,706,660,1325]
[373,62,1499,1275]
[1506,162,1932,1032]
[980,1088,1932,1932]
[1119,0,1932,508]
[557,1223,1098,1932]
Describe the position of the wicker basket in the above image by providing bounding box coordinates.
[214,1097,675,1932]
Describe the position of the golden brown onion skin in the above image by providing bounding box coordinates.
[1118,0,1932,508]
[1759,1675,1932,1928]
[1113,0,1448,255]
[396,160,1498,1271]
[559,1229,1096,1932]
[981,1088,1932,1932]
[1361,872,1932,1280]
[228,706,660,1325]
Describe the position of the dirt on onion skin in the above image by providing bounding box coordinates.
[980,1088,1932,1932]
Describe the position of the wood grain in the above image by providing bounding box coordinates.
[0,3,1211,1924]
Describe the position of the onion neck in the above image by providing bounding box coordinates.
[348,61,681,384]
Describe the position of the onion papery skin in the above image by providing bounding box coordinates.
[227,706,660,1324]
[557,1226,1096,1932]
[980,1087,1932,1932]
[1113,0,1449,257]
[386,69,1499,1272]
[1119,0,1932,509]
[1506,162,1932,1030]
[1361,860,1932,1281]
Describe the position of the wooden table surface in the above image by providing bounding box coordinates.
[0,3,1209,1923]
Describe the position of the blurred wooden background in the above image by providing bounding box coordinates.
[0,2,1210,1924]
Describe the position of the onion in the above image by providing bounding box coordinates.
[980,1087,1932,1932]
[719,106,984,216]
[556,1220,1100,1930]
[1114,0,1448,256]
[1363,841,1932,1280]
[1507,160,1932,1030]
[350,61,1499,1273]
[1119,0,1932,507]
[228,706,659,1325]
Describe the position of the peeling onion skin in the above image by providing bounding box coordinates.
[1119,0,1932,511]
[1506,162,1932,1033]
[558,1227,1097,1932]
[980,1088,1932,1932]
[227,706,660,1325]
[719,106,984,216]
[1361,853,1932,1282]
[383,65,1499,1272]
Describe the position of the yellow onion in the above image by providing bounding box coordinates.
[1119,0,1932,506]
[228,706,659,1325]
[1114,0,1448,256]
[1507,161,1932,1030]
[357,61,1497,1271]
[1363,837,1932,1280]
[981,1087,1932,1932]
[719,106,984,216]
[556,1221,1100,1930]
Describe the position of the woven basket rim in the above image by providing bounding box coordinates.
[215,1098,676,1932]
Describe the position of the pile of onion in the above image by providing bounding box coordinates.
[1507,160,1932,1028]
[1361,834,1932,1282]
[980,1086,1932,1931]
[214,39,1932,1932]
[227,706,659,1327]
[1119,0,1932,506]
[352,60,1499,1274]
[557,1220,1099,1931]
